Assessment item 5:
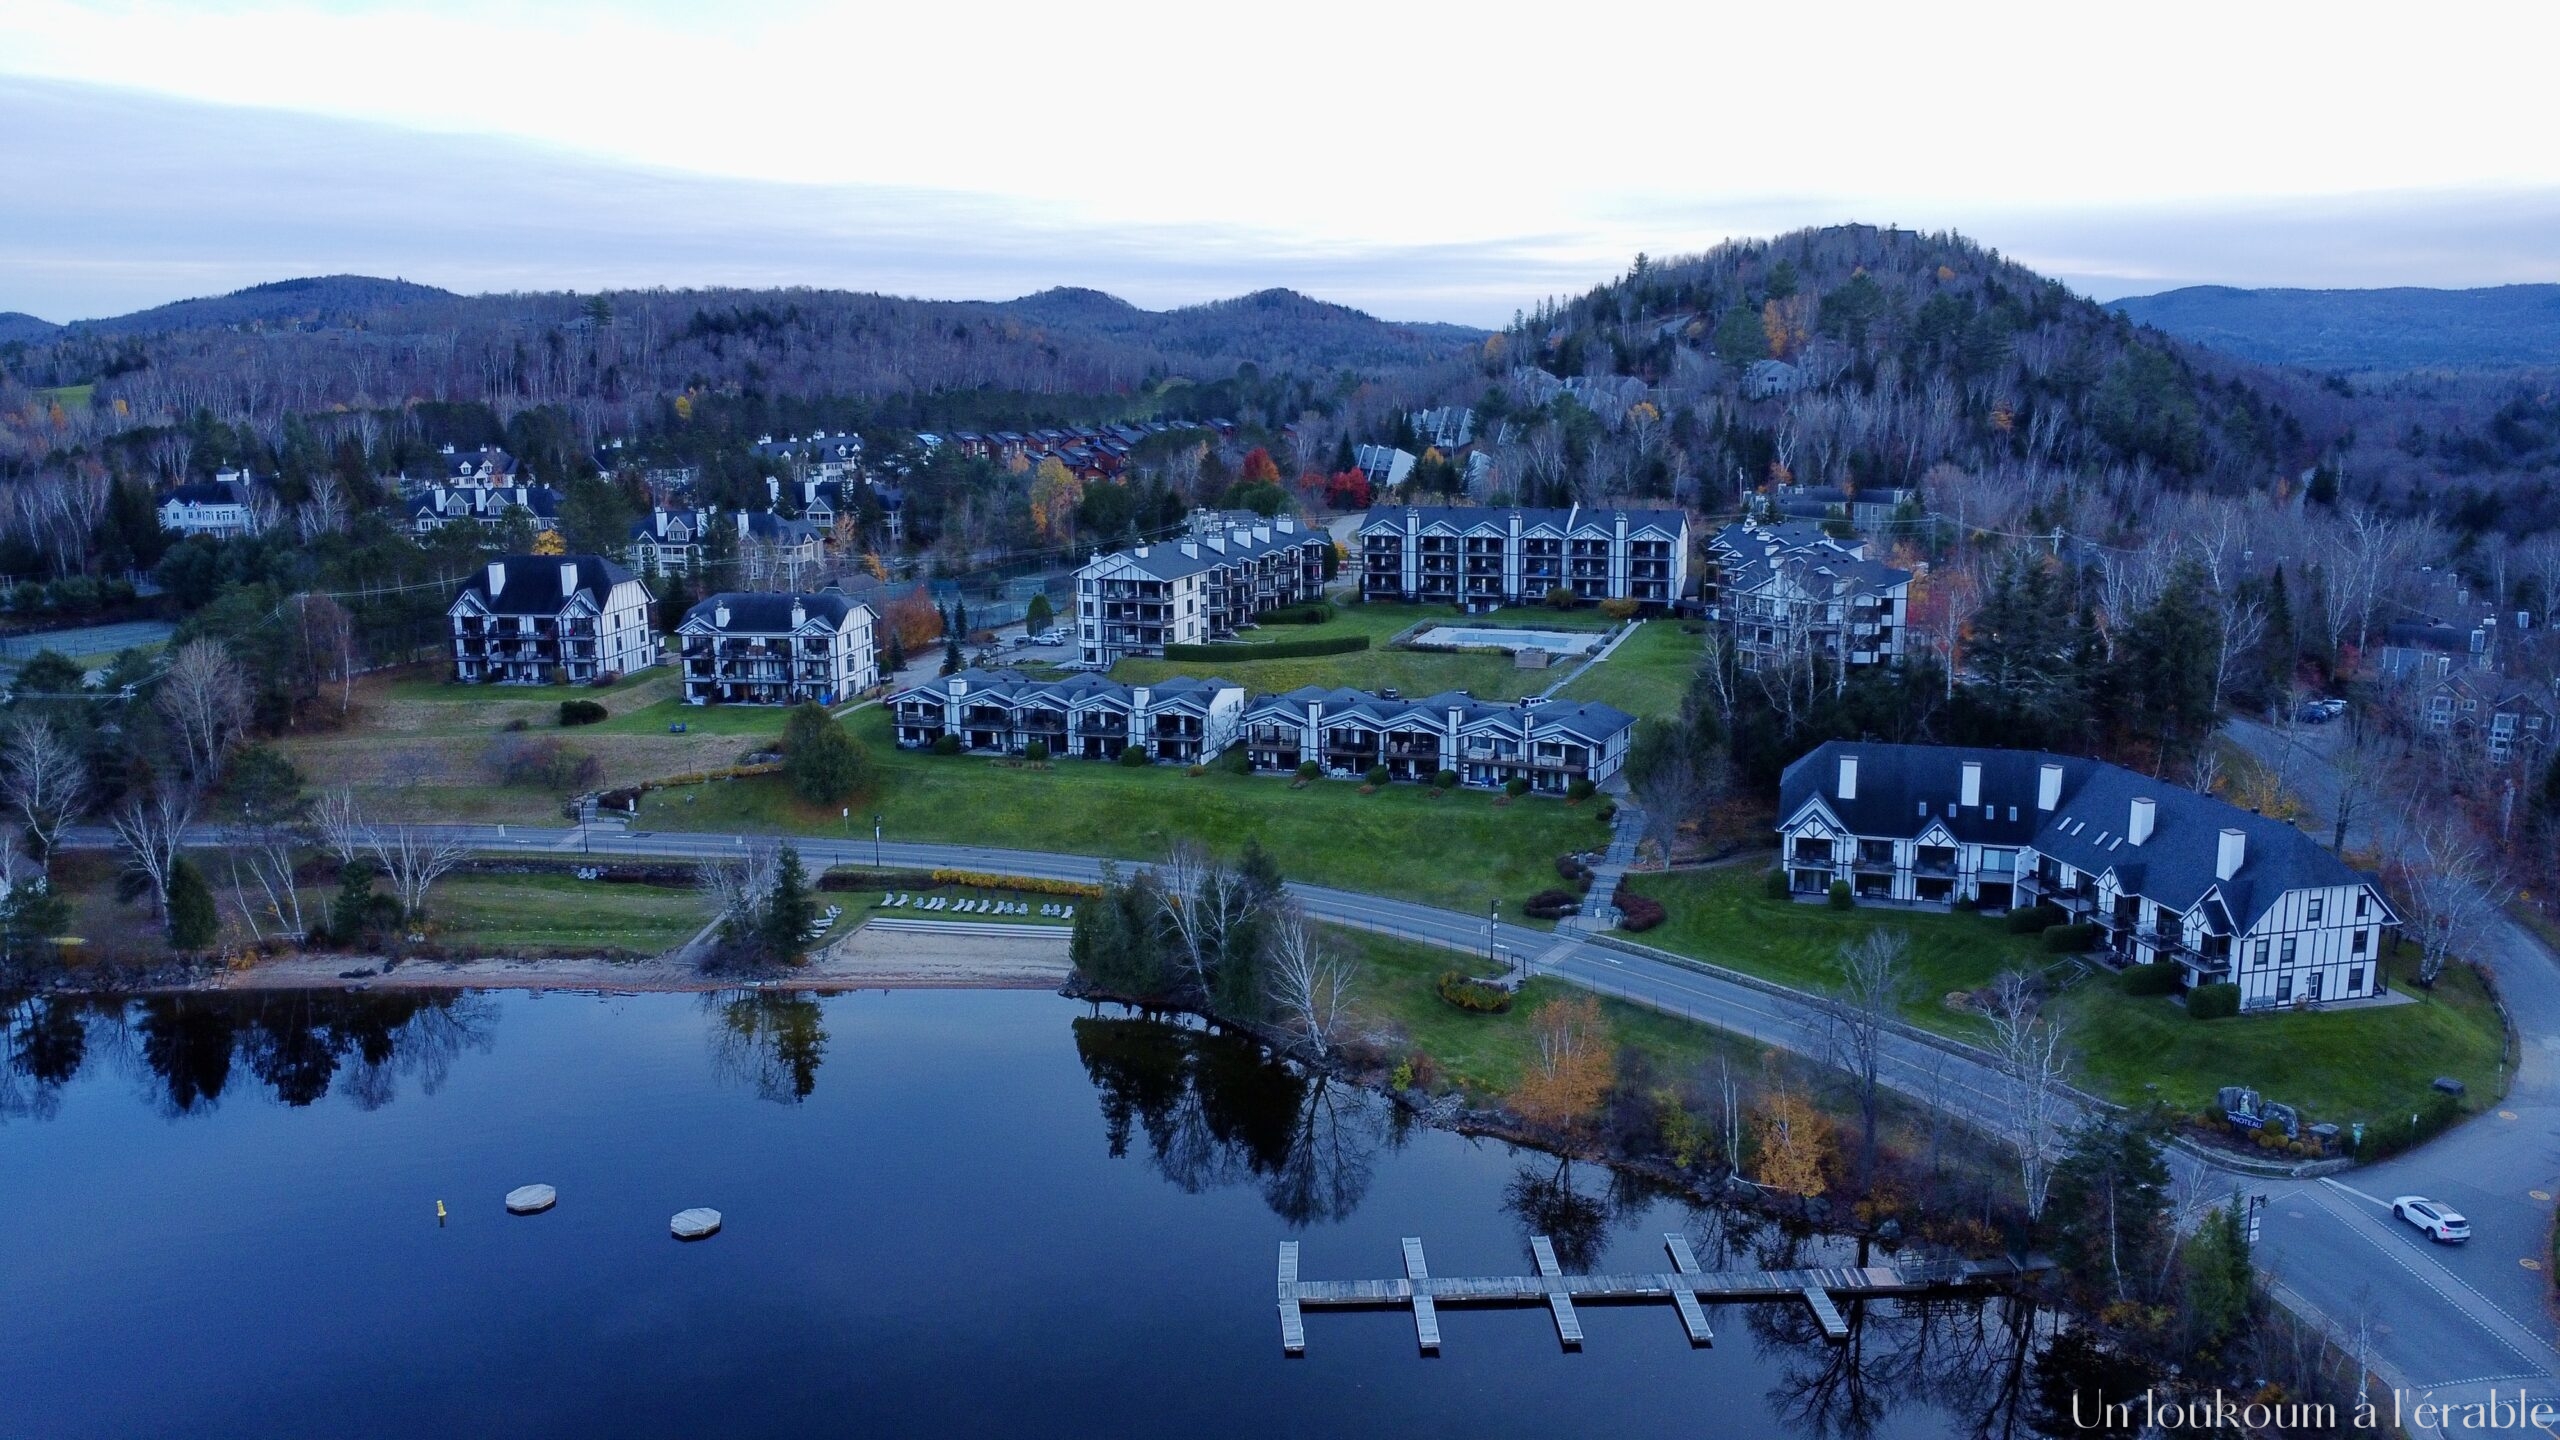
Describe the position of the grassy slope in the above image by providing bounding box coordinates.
[1622,865,2507,1125]
[429,873,711,952]
[1556,619,1706,720]
[637,706,1611,915]
[1110,600,1614,703]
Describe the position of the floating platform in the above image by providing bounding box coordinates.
[1276,1236,2032,1354]
[670,1207,723,1239]
[504,1184,557,1215]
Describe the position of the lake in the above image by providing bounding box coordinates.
[0,988,2068,1438]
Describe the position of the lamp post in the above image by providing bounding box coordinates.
[873,814,883,870]
[1488,898,1500,976]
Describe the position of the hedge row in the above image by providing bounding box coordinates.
[1258,602,1336,625]
[1161,634,1368,662]
[1616,885,1666,933]
[928,868,1105,898]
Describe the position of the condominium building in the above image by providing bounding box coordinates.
[1074,511,1329,667]
[1239,687,1634,793]
[448,555,658,685]
[1356,505,1689,610]
[891,669,1245,765]
[1778,741,2399,1010]
[1706,520,1909,670]
[677,590,879,706]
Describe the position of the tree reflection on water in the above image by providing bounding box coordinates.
[1,988,496,1119]
[704,990,828,1103]
[1072,1007,1395,1226]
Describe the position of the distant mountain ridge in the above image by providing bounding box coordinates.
[58,275,460,337]
[0,312,58,345]
[2109,283,2560,372]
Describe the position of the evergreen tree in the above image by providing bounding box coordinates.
[1969,556,2083,745]
[885,630,906,675]
[941,633,964,676]
[1712,304,1768,368]
[781,702,868,804]
[1024,592,1055,634]
[2045,1115,2172,1305]
[2116,559,2220,766]
[760,844,815,965]
[167,858,220,953]
[0,876,69,963]
[330,857,381,943]
[2264,566,2297,691]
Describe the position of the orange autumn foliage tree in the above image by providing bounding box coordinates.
[1752,1087,1835,1196]
[1239,447,1283,487]
[1029,455,1083,544]
[1511,996,1615,1142]
[880,587,944,651]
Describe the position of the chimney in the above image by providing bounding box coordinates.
[714,603,730,628]
[2128,796,2156,846]
[485,560,506,596]
[1131,685,1150,717]
[1836,754,1859,800]
[2216,827,2246,881]
[560,562,580,598]
[791,600,806,628]
[2037,763,2063,811]
[949,676,967,697]
[1959,760,1981,808]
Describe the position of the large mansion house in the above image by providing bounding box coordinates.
[677,590,879,706]
[1778,742,2398,1012]
[1074,512,1329,668]
[1357,505,1689,610]
[448,556,658,685]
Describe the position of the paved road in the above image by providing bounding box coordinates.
[79,811,2558,1424]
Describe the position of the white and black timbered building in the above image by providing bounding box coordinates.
[1778,741,2399,1012]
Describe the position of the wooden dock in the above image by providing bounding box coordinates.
[1277,1236,2027,1355]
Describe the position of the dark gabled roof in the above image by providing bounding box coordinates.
[1359,504,1688,536]
[452,555,639,617]
[682,591,869,633]
[1781,741,2375,933]
[164,480,251,506]
[1241,685,1633,745]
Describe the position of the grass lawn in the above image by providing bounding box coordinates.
[588,697,792,738]
[1620,865,2511,1127]
[2064,947,2506,1125]
[36,384,94,412]
[633,706,1613,915]
[428,873,710,953]
[1556,619,1706,720]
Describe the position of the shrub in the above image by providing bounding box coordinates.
[2041,922,2100,953]
[1544,585,1577,609]
[2187,982,2241,1020]
[1523,888,1582,919]
[1616,886,1666,932]
[559,699,608,727]
[1599,597,1640,621]
[1023,739,1049,763]
[1186,764,1207,777]
[1566,777,1597,802]
[1434,769,1459,790]
[1295,760,1322,780]
[2121,961,2183,996]
[1827,880,1854,910]
[1366,764,1392,787]
[1504,777,1531,798]
[1160,634,1367,662]
[2007,902,2067,934]
[502,717,530,732]
[1222,745,1252,774]
[1555,854,1589,882]
[1436,971,1514,1013]
[931,734,962,756]
[1764,868,1790,900]
[590,671,620,689]
[1117,745,1152,767]
[1259,601,1335,625]
[1595,800,1616,822]
[928,869,1103,898]
[485,735,602,792]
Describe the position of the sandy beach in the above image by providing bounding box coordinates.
[199,920,1073,993]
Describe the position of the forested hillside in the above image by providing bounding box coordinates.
[2112,284,2560,373]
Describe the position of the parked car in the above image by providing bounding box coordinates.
[1034,629,1064,646]
[2391,1196,2471,1243]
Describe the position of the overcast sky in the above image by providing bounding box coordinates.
[6,0,2559,326]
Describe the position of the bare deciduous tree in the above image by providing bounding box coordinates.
[110,783,196,923]
[1152,841,1263,1000]
[1822,928,1909,1190]
[1263,902,1355,1058]
[313,787,366,866]
[1986,971,2072,1222]
[1,716,85,874]
[2401,823,2507,986]
[155,638,253,787]
[370,824,470,921]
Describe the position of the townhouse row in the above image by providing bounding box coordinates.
[1778,740,2399,1011]
[1356,505,1689,610]
[1074,512,1331,667]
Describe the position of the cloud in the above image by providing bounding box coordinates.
[5,76,2559,329]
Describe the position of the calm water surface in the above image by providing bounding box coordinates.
[0,988,2064,1438]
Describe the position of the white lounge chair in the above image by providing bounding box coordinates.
[1060,906,1074,921]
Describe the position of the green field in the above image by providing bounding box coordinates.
[589,697,793,738]
[1556,619,1706,719]
[1621,865,2509,1128]
[634,706,1610,915]
[35,384,94,413]
[428,873,711,953]
[1111,600,1617,703]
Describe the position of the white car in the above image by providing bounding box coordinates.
[2392,1196,2471,1243]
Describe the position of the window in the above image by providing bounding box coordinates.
[2356,892,2370,917]
[2307,897,2324,923]
[2352,929,2368,955]
[2357,964,2372,993]
[2253,939,2271,965]
[2280,938,2297,964]
[2278,976,2294,1002]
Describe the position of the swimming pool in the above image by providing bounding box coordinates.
[1407,625,1604,655]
